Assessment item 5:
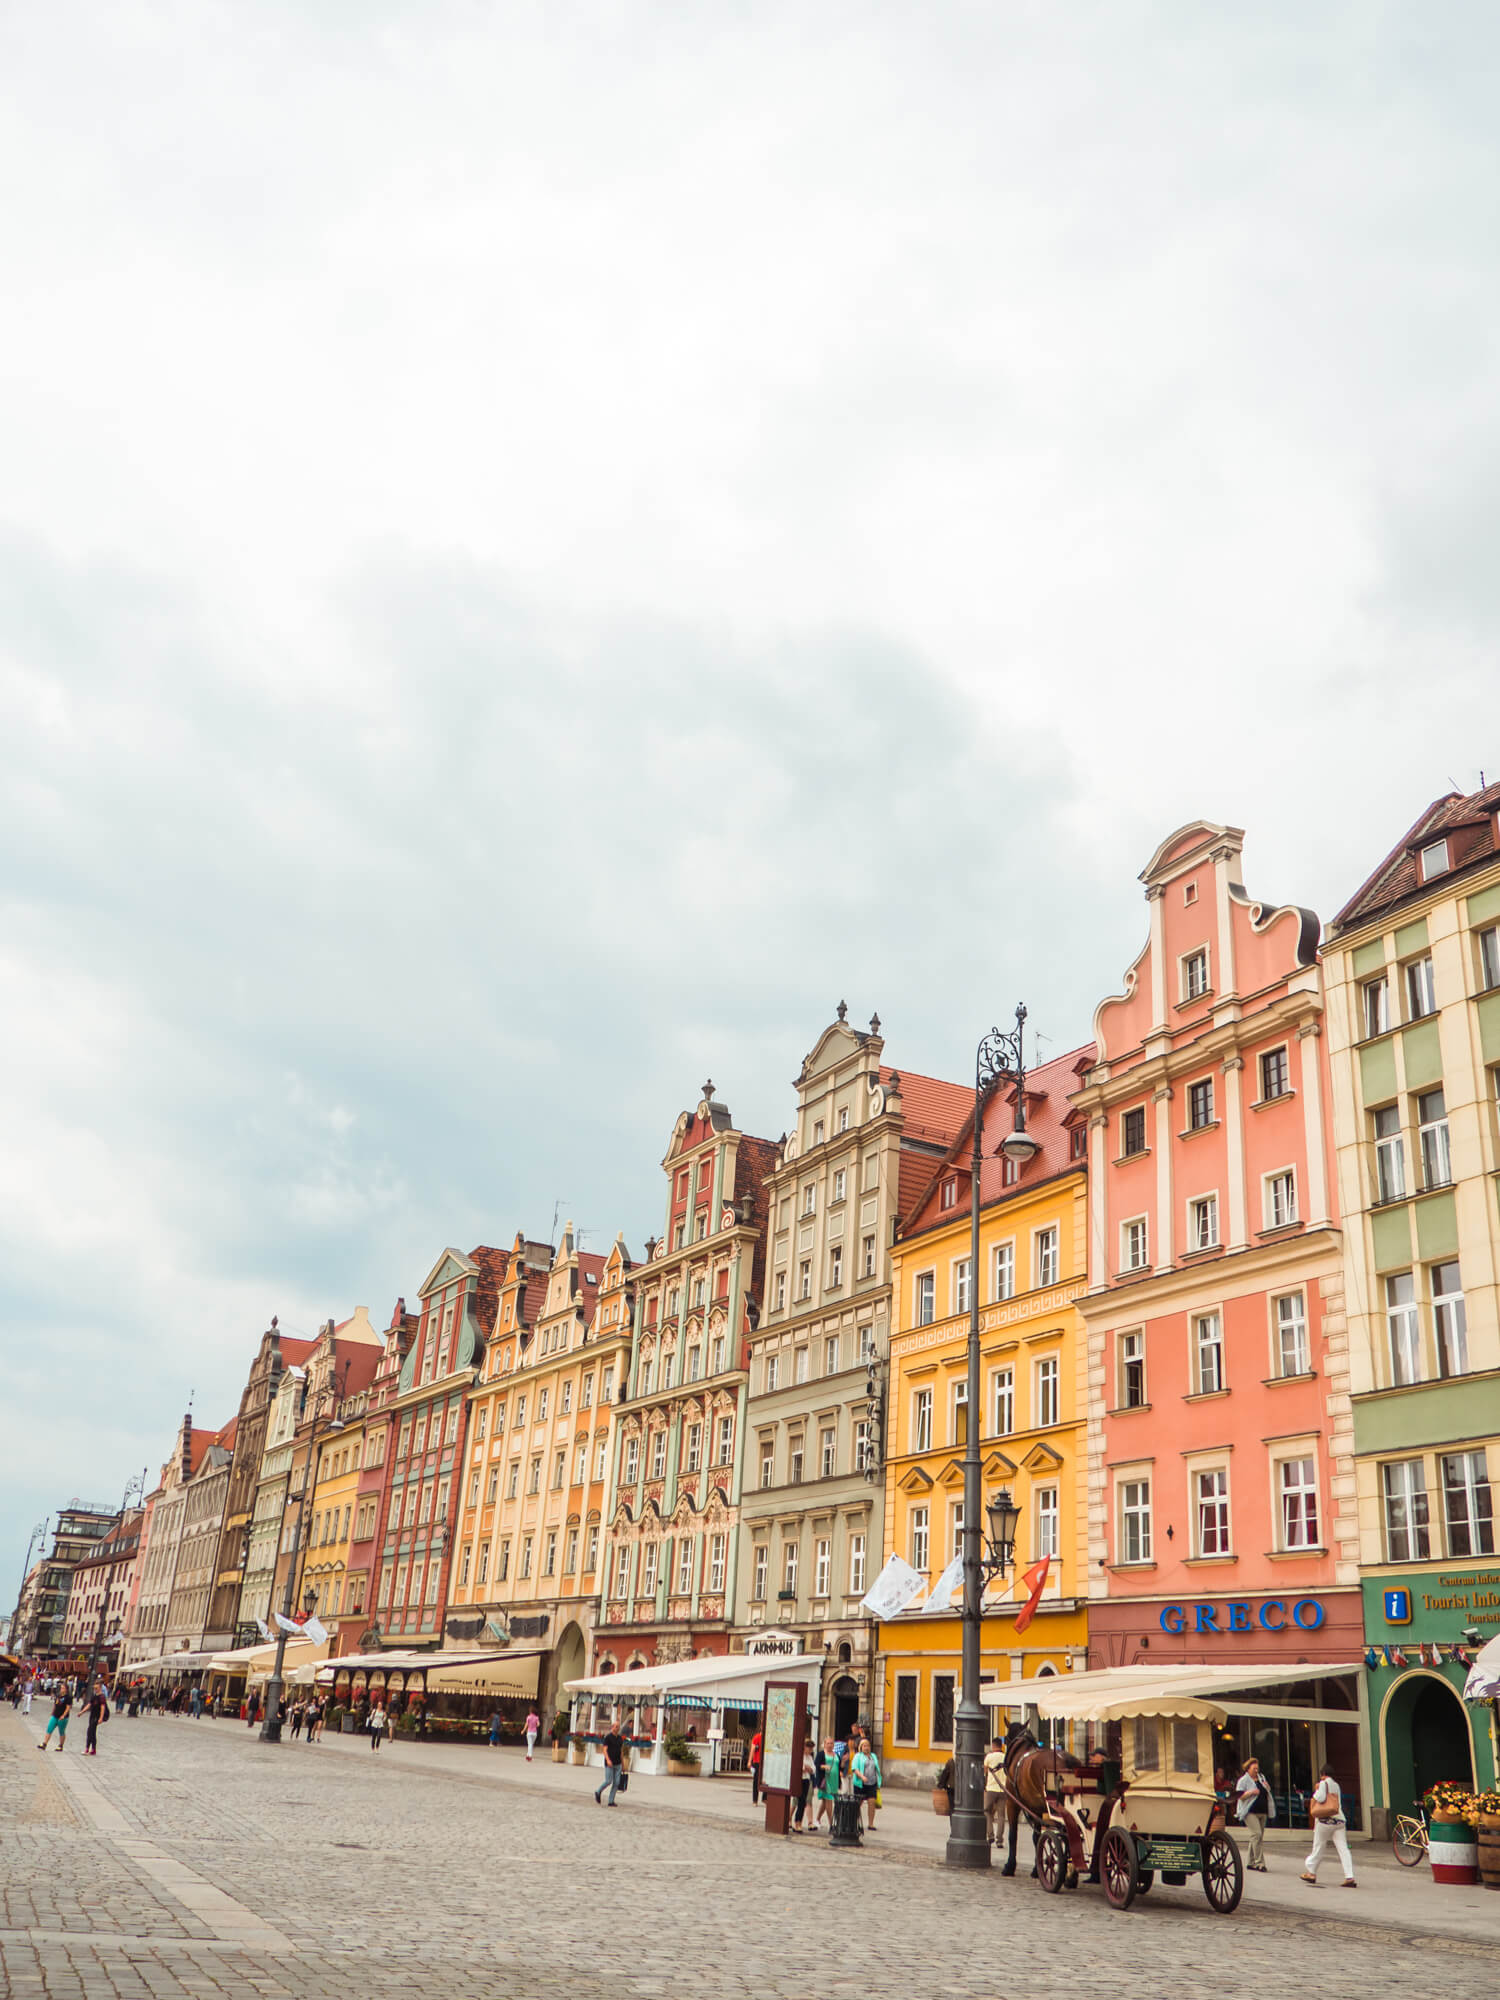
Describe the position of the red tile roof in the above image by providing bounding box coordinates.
[880,1066,972,1149]
[215,1415,239,1451]
[898,1042,1094,1237]
[1333,780,1500,930]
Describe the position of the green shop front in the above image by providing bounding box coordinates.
[1364,1569,1499,1838]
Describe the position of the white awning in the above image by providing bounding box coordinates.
[313,1649,511,1684]
[125,1650,220,1675]
[423,1651,545,1699]
[981,1661,1362,1722]
[565,1651,824,1711]
[207,1639,322,1673]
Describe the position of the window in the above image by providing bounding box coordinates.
[951,1379,968,1446]
[773,1272,786,1313]
[940,1175,958,1210]
[1194,1312,1224,1394]
[692,1278,705,1310]
[1195,1468,1230,1556]
[1035,1228,1059,1287]
[795,1345,810,1384]
[838,1106,849,1134]
[782,1541,798,1594]
[1001,1155,1018,1187]
[813,1120,824,1146]
[858,1323,875,1363]
[514,1393,527,1426]
[991,1368,1014,1437]
[1184,948,1209,999]
[660,1352,674,1391]
[992,1242,1015,1301]
[677,1539,693,1593]
[708,1533,726,1592]
[581,1373,594,1409]
[601,1367,614,1404]
[765,1353,781,1392]
[613,1544,630,1596]
[686,1346,701,1382]
[913,1388,933,1452]
[459,1543,472,1586]
[833,1168,846,1202]
[673,1221,685,1251]
[753,1545,768,1600]
[477,1540,491,1586]
[1134,1716,1159,1770]
[574,1442,587,1485]
[1259,1046,1290,1100]
[1035,1356,1060,1427]
[824,1333,841,1375]
[760,1443,774,1489]
[849,1533,866,1595]
[909,1506,929,1572]
[595,1439,607,1480]
[1119,1478,1151,1564]
[475,1407,488,1443]
[560,1380,572,1414]
[650,1432,666,1480]
[711,1335,726,1372]
[1374,1104,1406,1203]
[543,1530,557,1577]
[1119,1329,1145,1408]
[538,1387,550,1420]
[949,1500,965,1562]
[894,1672,919,1744]
[1405,955,1436,1020]
[1034,1486,1059,1558]
[586,1523,600,1572]
[1189,1078,1214,1130]
[1386,1272,1421,1385]
[1275,1293,1309,1376]
[1480,925,1500,992]
[798,1261,812,1302]
[1432,1260,1468,1376]
[1279,1457,1319,1549]
[802,1185,816,1216]
[519,1536,533,1580]
[1121,1218,1148,1273]
[1189,1193,1219,1252]
[1121,1106,1147,1156]
[1383,1458,1431,1561]
[827,1244,844,1290]
[1418,1088,1451,1189]
[916,1272,936,1325]
[853,1420,871,1471]
[685,1422,703,1474]
[1419,838,1449,881]
[820,1427,836,1477]
[528,1457,542,1495]
[1362,976,1390,1038]
[505,1460,520,1500]
[788,1436,804,1484]
[642,1542,658,1593]
[552,1448,566,1489]
[1265,1169,1297,1229]
[717,1415,735,1466]
[624,1438,640,1484]
[954,1258,972,1314]
[564,1527,579,1574]
[1441,1451,1494,1557]
[814,1539,830,1598]
[862,1235,877,1279]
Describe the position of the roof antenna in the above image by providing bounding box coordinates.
[550,1198,567,1245]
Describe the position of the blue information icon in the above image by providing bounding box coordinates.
[1383,1587,1411,1625]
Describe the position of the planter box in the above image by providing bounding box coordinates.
[667,1760,701,1777]
[551,1744,567,1762]
[1430,1814,1478,1885]
[568,1747,586,1765]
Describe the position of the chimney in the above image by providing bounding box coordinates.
[180,1415,193,1485]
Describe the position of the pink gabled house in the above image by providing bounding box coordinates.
[1073,821,1367,1825]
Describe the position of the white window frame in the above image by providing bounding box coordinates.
[1118,1327,1146,1408]
[814,1539,831,1599]
[1275,1451,1320,1551]
[1362,974,1390,1038]
[1431,1259,1468,1377]
[912,1387,933,1453]
[1382,1458,1430,1562]
[1386,1271,1421,1386]
[1263,1167,1298,1230]
[991,1367,1014,1437]
[1188,1192,1220,1252]
[1182,946,1210,1000]
[1034,1226,1059,1288]
[1117,1473,1152,1565]
[1034,1354,1060,1428]
[1034,1485,1059,1560]
[1193,1310,1224,1395]
[992,1240,1015,1301]
[1193,1465,1231,1557]
[1479,924,1500,992]
[915,1270,936,1325]
[753,1544,769,1600]
[953,1257,972,1315]
[1373,1103,1406,1203]
[1274,1291,1309,1377]
[1120,1216,1149,1273]
[909,1505,929,1573]
[1405,954,1436,1021]
[848,1533,866,1595]
[1419,838,1449,881]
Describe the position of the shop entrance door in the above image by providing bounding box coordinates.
[832,1676,860,1742]
[1389,1675,1473,1813]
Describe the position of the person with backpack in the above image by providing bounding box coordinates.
[84,1684,111,1756]
[1234,1756,1275,1872]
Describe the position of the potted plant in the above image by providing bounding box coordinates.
[568,1731,587,1766]
[1424,1782,1479,1884]
[1475,1786,1500,1890]
[664,1731,701,1777]
[550,1711,570,1763]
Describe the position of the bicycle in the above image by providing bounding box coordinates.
[1391,1803,1429,1866]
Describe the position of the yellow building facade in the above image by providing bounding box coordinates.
[878,1047,1092,1783]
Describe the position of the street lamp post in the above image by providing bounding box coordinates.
[946,1004,1039,1871]
[9,1518,48,1653]
[260,1408,342,1743]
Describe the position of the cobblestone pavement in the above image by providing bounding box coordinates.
[3,1708,1498,2000]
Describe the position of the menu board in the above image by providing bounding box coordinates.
[760,1680,805,1795]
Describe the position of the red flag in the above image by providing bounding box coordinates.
[1013,1556,1051,1634]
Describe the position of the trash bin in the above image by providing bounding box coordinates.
[830,1794,864,1849]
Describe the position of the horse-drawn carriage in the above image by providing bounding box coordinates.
[983,1676,1244,1914]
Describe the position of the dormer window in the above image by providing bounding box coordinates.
[940,1175,959,1210]
[1419,839,1449,882]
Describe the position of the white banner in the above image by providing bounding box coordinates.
[859,1553,927,1621]
[922,1555,965,1613]
[302,1614,328,1646]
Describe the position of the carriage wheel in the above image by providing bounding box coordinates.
[1202,1832,1244,1914]
[1100,1827,1140,1911]
[1036,1827,1069,1894]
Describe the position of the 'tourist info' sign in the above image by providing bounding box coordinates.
[1160,1599,1326,1636]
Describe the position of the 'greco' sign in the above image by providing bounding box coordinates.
[1159,1599,1325,1636]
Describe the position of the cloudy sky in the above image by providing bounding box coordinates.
[3,2,1497,1597]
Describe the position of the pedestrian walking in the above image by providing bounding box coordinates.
[190,1686,203,1719]
[41,1687,72,1751]
[593,1722,626,1806]
[368,1702,387,1751]
[815,1735,838,1829]
[749,1728,763,1806]
[488,1709,502,1747]
[983,1736,1008,1846]
[85,1685,110,1756]
[1234,1756,1275,1871]
[852,1736,881,1830]
[307,1699,324,1743]
[1301,1764,1356,1888]
[21,1680,33,1716]
[290,1701,305,1739]
[524,1708,541,1761]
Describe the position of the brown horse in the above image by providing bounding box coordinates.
[998,1721,1087,1877]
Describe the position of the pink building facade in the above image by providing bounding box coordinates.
[1074,822,1366,1824]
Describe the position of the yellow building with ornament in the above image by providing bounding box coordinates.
[877,1044,1093,1785]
